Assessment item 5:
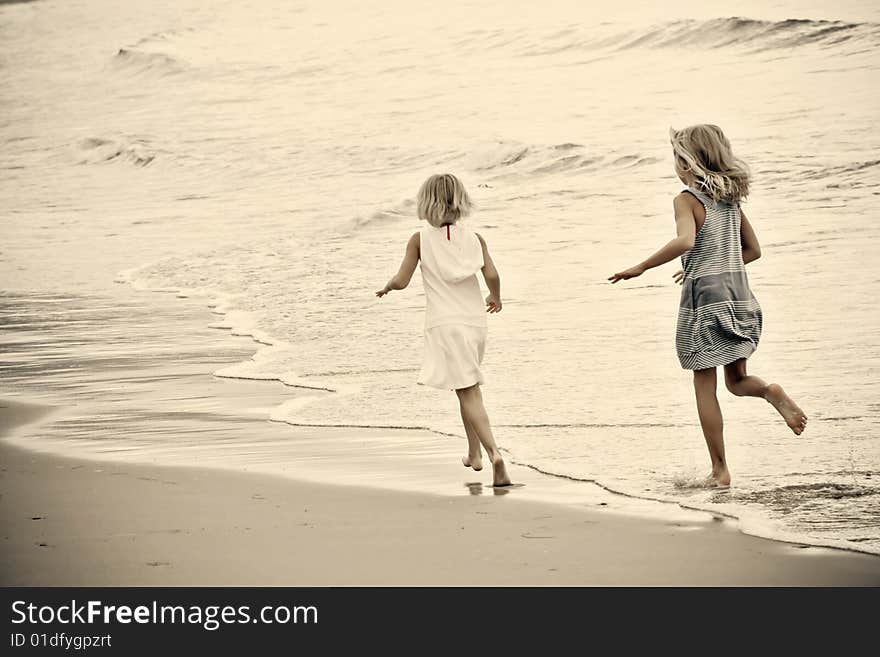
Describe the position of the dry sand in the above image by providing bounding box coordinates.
[2,399,878,586]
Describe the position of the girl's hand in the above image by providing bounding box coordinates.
[375,286,390,298]
[672,269,684,285]
[485,294,502,313]
[608,265,645,284]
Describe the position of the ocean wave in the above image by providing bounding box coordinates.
[511,460,880,556]
[76,136,155,167]
[463,141,659,177]
[734,482,879,505]
[121,265,341,394]
[516,17,880,57]
[619,17,873,51]
[330,142,640,237]
[802,159,880,180]
[111,47,187,76]
[105,27,200,77]
[127,29,192,49]
[344,198,415,232]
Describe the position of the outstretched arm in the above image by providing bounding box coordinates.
[609,194,697,283]
[476,233,502,313]
[739,206,761,264]
[376,233,420,297]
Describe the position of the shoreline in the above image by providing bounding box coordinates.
[1,283,876,562]
[132,284,880,558]
[2,398,879,586]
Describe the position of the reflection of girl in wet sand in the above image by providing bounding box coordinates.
[610,125,807,486]
[376,173,511,487]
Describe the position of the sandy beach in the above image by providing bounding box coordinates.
[2,0,879,587]
[2,399,878,586]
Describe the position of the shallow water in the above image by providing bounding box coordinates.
[2,0,879,553]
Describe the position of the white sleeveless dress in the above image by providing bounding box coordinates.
[417,223,488,390]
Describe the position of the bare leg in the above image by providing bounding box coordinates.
[693,367,730,486]
[722,358,769,398]
[459,412,483,471]
[724,358,807,435]
[456,384,511,486]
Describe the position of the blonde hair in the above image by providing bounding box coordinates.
[417,173,473,227]
[670,124,750,204]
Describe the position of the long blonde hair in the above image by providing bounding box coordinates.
[417,173,473,227]
[670,125,750,203]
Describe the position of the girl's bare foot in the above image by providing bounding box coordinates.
[462,455,483,471]
[708,466,731,487]
[765,383,808,435]
[490,453,512,487]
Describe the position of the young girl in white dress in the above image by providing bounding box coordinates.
[376,173,512,487]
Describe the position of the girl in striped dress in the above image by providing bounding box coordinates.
[609,125,807,486]
[375,174,511,487]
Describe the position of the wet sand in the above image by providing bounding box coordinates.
[2,399,878,586]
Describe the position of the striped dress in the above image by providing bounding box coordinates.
[676,186,763,370]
